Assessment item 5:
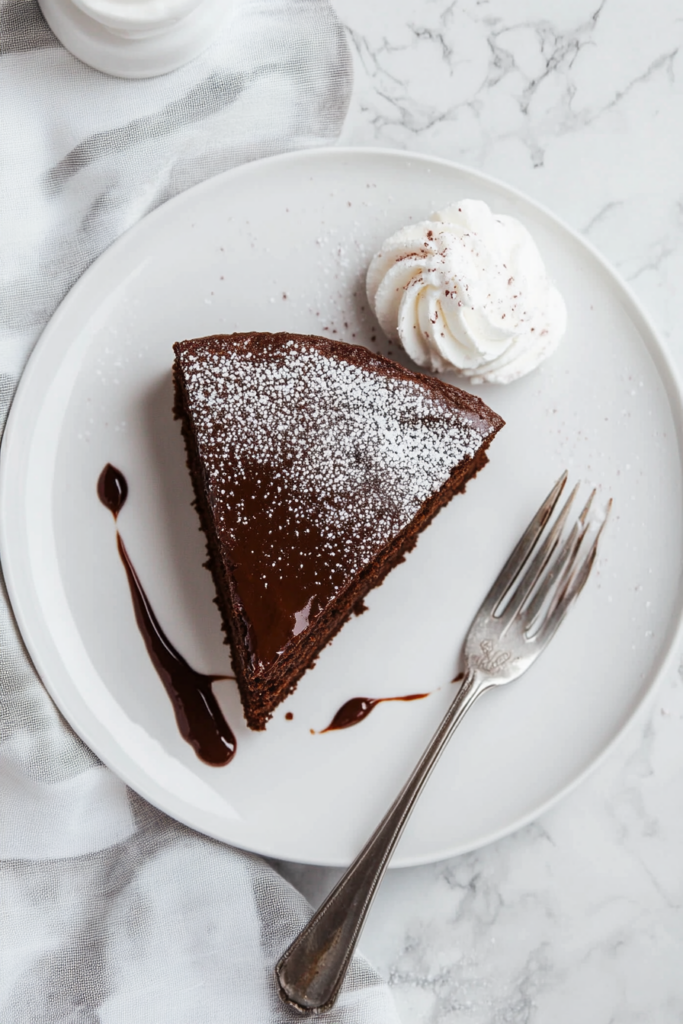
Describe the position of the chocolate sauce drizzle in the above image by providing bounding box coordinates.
[98,464,236,767]
[321,692,430,733]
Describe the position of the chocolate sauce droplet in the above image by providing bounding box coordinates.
[321,692,429,733]
[98,466,236,766]
[285,712,294,721]
[97,463,128,519]
[452,672,464,684]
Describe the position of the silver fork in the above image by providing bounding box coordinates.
[276,471,610,1015]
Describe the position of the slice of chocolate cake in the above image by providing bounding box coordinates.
[173,332,504,730]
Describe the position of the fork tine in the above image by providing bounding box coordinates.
[498,483,578,631]
[577,488,595,525]
[522,521,582,628]
[533,500,611,646]
[541,488,597,619]
[533,541,596,645]
[480,471,568,616]
[521,488,595,629]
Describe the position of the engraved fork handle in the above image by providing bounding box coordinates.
[276,667,489,1014]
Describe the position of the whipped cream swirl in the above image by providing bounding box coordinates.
[366,200,567,384]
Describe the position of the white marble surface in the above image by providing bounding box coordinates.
[275,2,683,1020]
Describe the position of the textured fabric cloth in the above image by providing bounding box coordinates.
[0,3,399,1020]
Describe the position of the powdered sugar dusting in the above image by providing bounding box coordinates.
[180,336,493,601]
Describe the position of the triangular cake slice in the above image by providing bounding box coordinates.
[173,333,504,730]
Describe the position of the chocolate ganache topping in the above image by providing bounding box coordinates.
[176,336,496,670]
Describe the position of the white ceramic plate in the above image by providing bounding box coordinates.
[2,148,683,867]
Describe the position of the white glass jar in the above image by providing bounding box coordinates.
[37,0,234,78]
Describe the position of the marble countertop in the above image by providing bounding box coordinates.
[276,2,683,1021]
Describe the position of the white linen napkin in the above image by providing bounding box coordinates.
[0,3,399,1019]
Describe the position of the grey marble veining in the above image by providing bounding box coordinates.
[277,1,683,1020]
[337,0,683,341]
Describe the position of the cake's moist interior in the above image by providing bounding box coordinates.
[173,332,503,730]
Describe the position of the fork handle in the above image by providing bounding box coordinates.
[275,667,488,1014]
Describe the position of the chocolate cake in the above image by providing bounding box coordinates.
[173,332,504,730]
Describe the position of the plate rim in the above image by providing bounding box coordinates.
[2,145,683,867]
